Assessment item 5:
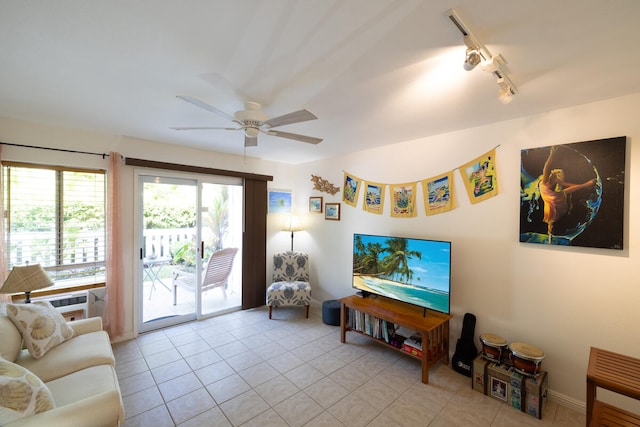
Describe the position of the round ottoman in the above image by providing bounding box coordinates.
[322,299,341,326]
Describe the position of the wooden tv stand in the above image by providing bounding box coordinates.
[339,294,452,384]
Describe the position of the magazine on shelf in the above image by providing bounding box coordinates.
[395,326,417,339]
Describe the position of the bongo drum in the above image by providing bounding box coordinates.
[479,333,507,362]
[509,342,545,376]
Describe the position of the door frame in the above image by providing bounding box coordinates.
[134,168,246,333]
[136,173,200,333]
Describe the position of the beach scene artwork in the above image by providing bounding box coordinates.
[422,171,455,215]
[363,181,385,214]
[268,190,292,214]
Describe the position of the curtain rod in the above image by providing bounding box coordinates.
[126,157,274,182]
[0,141,112,158]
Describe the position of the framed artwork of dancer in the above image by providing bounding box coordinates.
[519,136,626,249]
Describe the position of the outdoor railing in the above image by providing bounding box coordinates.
[143,228,194,260]
[7,227,194,267]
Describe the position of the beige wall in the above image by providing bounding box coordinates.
[288,92,640,412]
[1,91,639,412]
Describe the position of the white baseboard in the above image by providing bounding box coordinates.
[548,389,586,415]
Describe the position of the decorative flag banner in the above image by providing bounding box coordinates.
[343,172,361,207]
[363,180,386,215]
[460,148,499,204]
[390,182,417,218]
[422,171,455,216]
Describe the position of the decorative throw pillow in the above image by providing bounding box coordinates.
[6,302,75,359]
[0,358,55,423]
[0,316,23,363]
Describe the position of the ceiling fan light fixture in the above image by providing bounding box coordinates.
[245,127,259,138]
[233,102,267,126]
[174,96,321,147]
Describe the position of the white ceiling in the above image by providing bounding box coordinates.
[1,1,639,164]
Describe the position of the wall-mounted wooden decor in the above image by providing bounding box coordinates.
[310,175,339,195]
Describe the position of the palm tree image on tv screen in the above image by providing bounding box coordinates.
[352,234,451,314]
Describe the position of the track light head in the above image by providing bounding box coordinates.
[462,35,482,71]
[497,78,513,104]
[498,87,512,104]
[464,48,481,71]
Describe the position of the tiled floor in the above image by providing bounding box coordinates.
[113,302,586,426]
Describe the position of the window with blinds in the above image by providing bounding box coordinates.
[3,162,106,285]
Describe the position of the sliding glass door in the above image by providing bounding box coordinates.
[137,174,243,333]
[199,182,243,316]
[139,176,197,331]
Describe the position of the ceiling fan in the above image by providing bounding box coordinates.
[171,96,323,147]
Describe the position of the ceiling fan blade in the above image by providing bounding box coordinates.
[198,73,249,103]
[268,130,323,145]
[170,126,239,131]
[262,109,318,128]
[176,96,234,121]
[244,135,258,147]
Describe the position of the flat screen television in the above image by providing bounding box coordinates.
[352,233,451,314]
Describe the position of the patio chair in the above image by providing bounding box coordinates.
[172,247,239,305]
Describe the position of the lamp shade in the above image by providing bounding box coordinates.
[0,264,54,294]
[283,215,302,232]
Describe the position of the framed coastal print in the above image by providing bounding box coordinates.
[325,203,341,220]
[268,190,292,214]
[309,196,323,213]
[519,136,625,249]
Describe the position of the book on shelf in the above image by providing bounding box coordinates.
[401,342,423,358]
[347,308,396,344]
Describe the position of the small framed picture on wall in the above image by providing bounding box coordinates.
[268,189,292,214]
[309,196,323,213]
[325,203,341,221]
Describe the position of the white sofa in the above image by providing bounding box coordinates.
[0,304,124,427]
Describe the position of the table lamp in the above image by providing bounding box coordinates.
[283,215,302,251]
[0,264,54,303]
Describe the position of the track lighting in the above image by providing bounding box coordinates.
[497,78,513,104]
[464,47,481,71]
[497,87,512,104]
[463,35,482,71]
[448,8,518,103]
[481,54,504,73]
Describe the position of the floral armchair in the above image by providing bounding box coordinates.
[266,251,311,319]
